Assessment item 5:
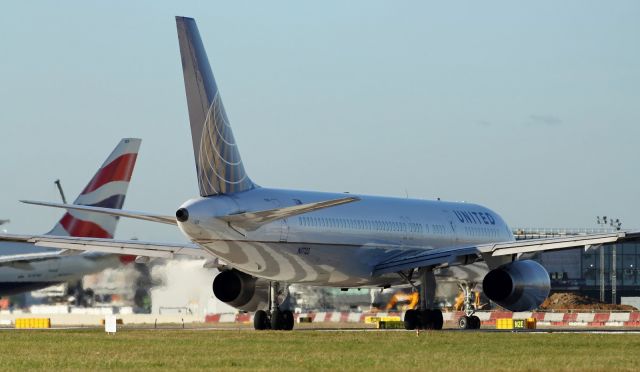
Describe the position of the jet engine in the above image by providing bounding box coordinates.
[482,260,550,311]
[212,269,269,312]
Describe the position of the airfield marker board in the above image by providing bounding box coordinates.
[105,315,117,334]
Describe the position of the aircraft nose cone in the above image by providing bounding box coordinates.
[176,208,189,222]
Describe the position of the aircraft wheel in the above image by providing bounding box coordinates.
[458,316,470,329]
[404,309,418,330]
[254,310,270,330]
[271,309,285,330]
[282,310,295,331]
[470,315,481,329]
[431,309,444,330]
[419,310,434,329]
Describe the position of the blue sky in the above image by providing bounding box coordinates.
[1,1,639,242]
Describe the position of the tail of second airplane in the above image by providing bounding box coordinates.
[176,16,256,197]
[46,138,141,238]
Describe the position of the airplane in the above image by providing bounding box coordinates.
[0,138,141,301]
[2,17,639,331]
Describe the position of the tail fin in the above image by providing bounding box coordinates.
[176,16,256,196]
[47,138,141,238]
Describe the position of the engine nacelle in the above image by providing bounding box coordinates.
[482,260,550,311]
[212,269,269,312]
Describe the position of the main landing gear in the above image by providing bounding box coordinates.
[253,281,294,331]
[253,308,294,330]
[403,268,443,330]
[403,308,443,330]
[457,282,481,330]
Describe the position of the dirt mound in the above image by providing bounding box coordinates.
[539,292,636,311]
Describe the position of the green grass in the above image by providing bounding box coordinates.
[0,329,638,371]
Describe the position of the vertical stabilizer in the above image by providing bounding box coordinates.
[47,138,141,238]
[176,16,255,196]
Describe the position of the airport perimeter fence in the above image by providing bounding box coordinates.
[205,310,640,328]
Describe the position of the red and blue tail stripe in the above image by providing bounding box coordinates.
[47,138,141,239]
[81,152,137,195]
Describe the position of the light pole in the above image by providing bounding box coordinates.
[597,216,621,304]
[54,179,67,204]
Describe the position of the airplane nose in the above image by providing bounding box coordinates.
[176,208,189,222]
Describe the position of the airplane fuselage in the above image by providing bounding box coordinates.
[178,188,515,287]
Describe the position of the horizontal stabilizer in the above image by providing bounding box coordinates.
[221,196,360,231]
[0,233,210,259]
[21,200,176,225]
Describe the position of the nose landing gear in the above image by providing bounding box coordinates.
[457,282,481,330]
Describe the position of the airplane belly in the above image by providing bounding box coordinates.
[201,241,381,286]
[54,255,120,282]
[0,260,53,283]
[0,256,109,295]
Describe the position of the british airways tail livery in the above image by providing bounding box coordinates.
[5,17,640,331]
[47,138,139,238]
[0,138,140,296]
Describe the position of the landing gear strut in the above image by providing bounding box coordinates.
[403,268,443,330]
[253,281,294,331]
[457,282,481,329]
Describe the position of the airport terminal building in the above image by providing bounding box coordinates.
[515,228,639,303]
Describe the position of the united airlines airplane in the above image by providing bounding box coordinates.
[0,138,140,300]
[2,17,638,331]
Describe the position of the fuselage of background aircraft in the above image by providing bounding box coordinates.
[0,241,122,295]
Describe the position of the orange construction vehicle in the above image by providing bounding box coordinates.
[384,291,419,311]
[454,290,481,311]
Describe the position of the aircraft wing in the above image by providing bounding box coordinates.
[0,233,211,259]
[373,231,640,276]
[20,200,177,225]
[221,196,360,231]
